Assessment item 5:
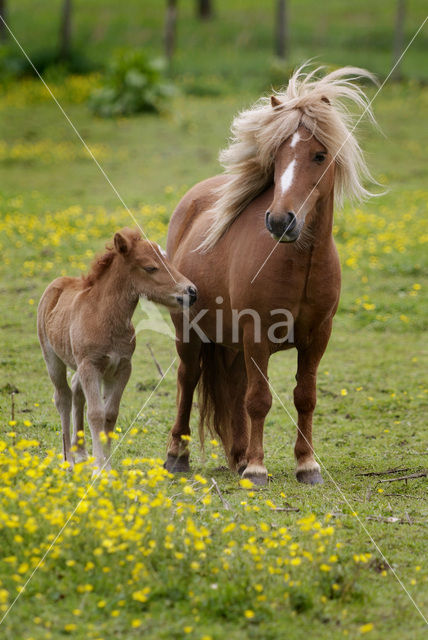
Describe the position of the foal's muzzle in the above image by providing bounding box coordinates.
[265,211,299,242]
[177,286,197,307]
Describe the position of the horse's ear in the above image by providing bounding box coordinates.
[271,95,281,108]
[321,95,331,105]
[114,231,130,255]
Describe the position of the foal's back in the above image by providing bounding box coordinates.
[37,276,86,371]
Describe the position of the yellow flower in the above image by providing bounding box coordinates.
[132,587,150,603]
[131,619,142,628]
[359,623,374,634]
[244,609,255,619]
[240,478,254,489]
[340,388,348,396]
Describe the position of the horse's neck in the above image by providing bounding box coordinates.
[88,265,138,329]
[308,190,335,252]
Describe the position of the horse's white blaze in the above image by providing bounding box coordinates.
[290,131,300,148]
[280,158,296,194]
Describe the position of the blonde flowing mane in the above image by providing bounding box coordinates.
[198,64,378,251]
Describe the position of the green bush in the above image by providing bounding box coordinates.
[88,50,174,117]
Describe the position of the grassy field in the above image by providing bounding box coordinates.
[0,3,428,640]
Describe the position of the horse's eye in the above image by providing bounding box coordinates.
[314,152,327,164]
[143,266,158,274]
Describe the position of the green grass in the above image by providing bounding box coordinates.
[0,3,428,639]
[3,0,428,89]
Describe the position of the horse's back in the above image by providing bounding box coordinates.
[167,175,227,258]
[37,276,82,366]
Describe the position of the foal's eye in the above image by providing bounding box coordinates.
[143,266,158,274]
[314,152,327,164]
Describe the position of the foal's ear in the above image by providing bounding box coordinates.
[114,231,130,255]
[271,95,282,108]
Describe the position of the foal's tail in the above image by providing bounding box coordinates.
[198,343,234,466]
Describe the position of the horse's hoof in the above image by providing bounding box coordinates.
[164,454,190,473]
[75,450,89,464]
[242,464,268,486]
[296,469,323,485]
[237,465,247,477]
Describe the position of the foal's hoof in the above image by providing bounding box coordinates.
[242,464,268,487]
[296,469,323,485]
[75,450,89,464]
[164,454,190,473]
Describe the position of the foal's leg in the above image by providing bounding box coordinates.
[294,321,332,485]
[165,334,201,473]
[76,360,108,471]
[71,373,89,463]
[42,348,73,465]
[103,360,132,456]
[241,333,272,486]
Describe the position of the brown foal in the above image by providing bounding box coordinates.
[38,227,197,471]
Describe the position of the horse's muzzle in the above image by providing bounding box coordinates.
[265,211,299,242]
[177,286,197,307]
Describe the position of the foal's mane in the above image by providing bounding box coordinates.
[82,247,116,287]
[198,64,378,251]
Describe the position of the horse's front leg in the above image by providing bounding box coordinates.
[77,360,109,471]
[294,321,332,485]
[103,359,132,456]
[71,373,89,463]
[165,332,201,473]
[241,333,272,486]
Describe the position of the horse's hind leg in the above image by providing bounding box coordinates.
[241,334,272,486]
[71,373,89,463]
[228,352,249,474]
[165,334,201,473]
[42,347,73,465]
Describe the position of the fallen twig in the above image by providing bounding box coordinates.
[272,507,300,512]
[357,467,410,477]
[10,391,15,422]
[376,471,427,484]
[146,343,164,378]
[211,477,231,510]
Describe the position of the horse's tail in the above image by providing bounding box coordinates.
[198,343,234,466]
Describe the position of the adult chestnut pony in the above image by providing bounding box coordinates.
[165,66,377,485]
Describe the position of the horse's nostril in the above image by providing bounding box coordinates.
[285,212,296,232]
[187,286,197,299]
[286,211,297,231]
[265,211,272,233]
